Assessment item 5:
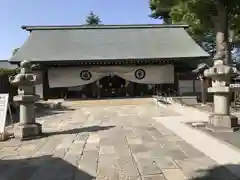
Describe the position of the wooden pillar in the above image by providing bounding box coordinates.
[126,81,134,97]
[199,75,207,104]
[158,84,162,96]
[42,69,49,101]
[174,71,179,96]
[204,78,209,102]
[93,81,100,99]
[125,80,129,97]
[193,78,196,93]
[92,82,96,98]
[96,80,100,99]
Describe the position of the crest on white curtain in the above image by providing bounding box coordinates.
[134,69,146,80]
[80,70,92,81]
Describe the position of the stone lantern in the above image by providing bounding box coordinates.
[204,59,240,131]
[9,60,42,139]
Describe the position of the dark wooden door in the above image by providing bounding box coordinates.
[99,76,126,97]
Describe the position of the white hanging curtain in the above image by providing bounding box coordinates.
[48,65,174,88]
[33,71,43,98]
[114,65,174,84]
[48,67,107,88]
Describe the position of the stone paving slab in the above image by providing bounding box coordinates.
[0,98,238,180]
[190,122,240,153]
[155,114,240,179]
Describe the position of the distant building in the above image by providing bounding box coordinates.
[0,60,17,69]
[9,24,210,99]
[0,60,17,100]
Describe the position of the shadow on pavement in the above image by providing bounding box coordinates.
[35,102,76,118]
[190,164,240,180]
[43,125,115,137]
[9,102,76,125]
[0,155,95,180]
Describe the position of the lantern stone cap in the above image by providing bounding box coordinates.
[204,60,238,77]
[20,60,33,71]
[20,60,31,67]
[13,94,39,102]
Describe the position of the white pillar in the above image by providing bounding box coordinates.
[35,84,43,99]
[33,71,43,99]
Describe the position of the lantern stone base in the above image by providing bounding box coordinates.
[15,123,42,140]
[0,132,14,141]
[206,114,240,132]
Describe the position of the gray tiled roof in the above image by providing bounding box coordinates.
[9,24,209,62]
[0,60,17,69]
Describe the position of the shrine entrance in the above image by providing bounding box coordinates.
[99,75,126,97]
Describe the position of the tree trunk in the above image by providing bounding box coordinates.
[213,1,231,65]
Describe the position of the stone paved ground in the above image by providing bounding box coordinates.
[0,98,238,180]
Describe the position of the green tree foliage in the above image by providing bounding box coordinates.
[149,0,240,36]
[0,68,16,76]
[149,0,240,63]
[233,48,240,62]
[85,11,101,25]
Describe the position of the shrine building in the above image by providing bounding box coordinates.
[9,24,210,99]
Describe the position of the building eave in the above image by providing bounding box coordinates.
[21,24,189,31]
[11,24,208,62]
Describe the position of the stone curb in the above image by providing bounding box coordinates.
[153,97,240,178]
[153,98,209,122]
[155,116,240,178]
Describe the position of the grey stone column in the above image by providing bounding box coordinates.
[9,60,42,140]
[204,60,239,132]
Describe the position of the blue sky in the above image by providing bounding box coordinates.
[1,0,161,60]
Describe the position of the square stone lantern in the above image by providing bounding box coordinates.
[9,60,42,140]
[204,59,240,132]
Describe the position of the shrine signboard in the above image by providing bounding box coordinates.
[0,94,9,135]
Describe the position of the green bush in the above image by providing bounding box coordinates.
[0,68,17,76]
[0,68,18,101]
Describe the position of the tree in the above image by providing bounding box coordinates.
[12,48,19,55]
[85,11,101,25]
[149,0,240,64]
[196,32,216,57]
[232,46,240,63]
